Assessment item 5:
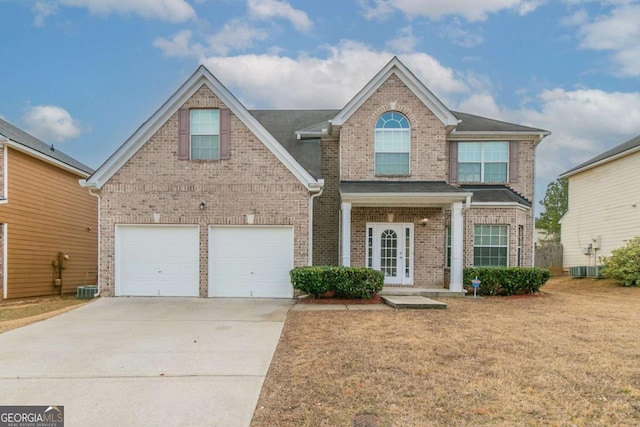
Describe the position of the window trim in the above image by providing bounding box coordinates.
[458,141,509,183]
[473,224,509,267]
[374,111,411,176]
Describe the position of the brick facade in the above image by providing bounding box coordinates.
[96,64,541,296]
[340,74,448,181]
[312,137,340,265]
[350,207,445,287]
[98,85,309,297]
[335,73,537,288]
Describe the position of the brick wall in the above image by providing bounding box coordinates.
[340,74,448,181]
[463,207,534,267]
[350,207,445,287]
[98,84,309,297]
[312,137,340,265]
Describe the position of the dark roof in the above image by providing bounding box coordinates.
[340,181,469,194]
[460,185,531,207]
[249,110,339,179]
[560,134,640,177]
[452,111,549,134]
[0,118,93,174]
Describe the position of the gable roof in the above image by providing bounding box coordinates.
[331,56,459,127]
[0,118,93,176]
[250,110,338,179]
[560,134,640,178]
[83,65,322,190]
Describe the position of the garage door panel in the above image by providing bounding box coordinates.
[209,227,293,298]
[116,225,200,297]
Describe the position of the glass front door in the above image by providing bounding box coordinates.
[367,223,413,285]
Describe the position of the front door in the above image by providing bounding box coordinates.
[367,223,413,285]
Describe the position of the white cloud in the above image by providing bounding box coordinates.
[439,19,484,47]
[154,30,203,57]
[506,88,640,199]
[22,106,85,143]
[359,0,543,21]
[56,0,196,22]
[570,3,640,76]
[385,27,418,53]
[206,20,270,55]
[32,2,58,27]
[200,41,469,109]
[156,21,270,57]
[248,0,312,32]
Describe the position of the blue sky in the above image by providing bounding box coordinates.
[1,0,640,215]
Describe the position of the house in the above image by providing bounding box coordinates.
[559,134,640,269]
[0,118,98,299]
[81,57,549,298]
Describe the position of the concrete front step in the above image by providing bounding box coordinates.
[379,287,466,298]
[381,295,447,309]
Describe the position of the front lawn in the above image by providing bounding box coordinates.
[252,277,640,426]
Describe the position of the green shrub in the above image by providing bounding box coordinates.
[463,267,551,296]
[290,266,384,299]
[289,266,329,297]
[335,268,384,299]
[601,237,640,287]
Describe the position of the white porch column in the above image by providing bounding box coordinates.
[450,201,464,292]
[341,202,351,266]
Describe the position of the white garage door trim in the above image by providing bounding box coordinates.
[208,226,294,298]
[115,225,200,297]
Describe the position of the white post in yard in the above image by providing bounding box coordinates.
[341,202,351,266]
[450,201,464,292]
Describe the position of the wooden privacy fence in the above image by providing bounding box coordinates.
[535,242,563,276]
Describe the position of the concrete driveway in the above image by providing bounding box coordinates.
[0,297,293,426]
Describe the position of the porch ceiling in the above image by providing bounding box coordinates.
[340,181,472,207]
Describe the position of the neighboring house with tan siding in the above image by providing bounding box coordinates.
[82,57,549,298]
[559,134,640,269]
[0,119,98,299]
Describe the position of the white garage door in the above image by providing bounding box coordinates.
[115,225,200,297]
[209,226,294,298]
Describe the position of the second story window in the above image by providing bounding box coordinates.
[458,141,508,183]
[375,112,410,175]
[190,109,220,160]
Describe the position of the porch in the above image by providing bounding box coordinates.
[339,181,472,293]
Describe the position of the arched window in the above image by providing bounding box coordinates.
[375,112,410,175]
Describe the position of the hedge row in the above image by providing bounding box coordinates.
[290,266,384,299]
[463,267,551,296]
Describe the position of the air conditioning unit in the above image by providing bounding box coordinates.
[76,285,98,299]
[586,266,603,278]
[569,266,586,278]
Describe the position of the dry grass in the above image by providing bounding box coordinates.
[252,277,640,426]
[0,295,90,334]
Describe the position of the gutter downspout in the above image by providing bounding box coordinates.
[87,187,101,297]
[308,179,325,265]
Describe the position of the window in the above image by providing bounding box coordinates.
[190,109,220,160]
[517,225,524,267]
[474,225,508,266]
[375,112,410,175]
[445,226,452,267]
[367,226,373,268]
[458,142,508,183]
